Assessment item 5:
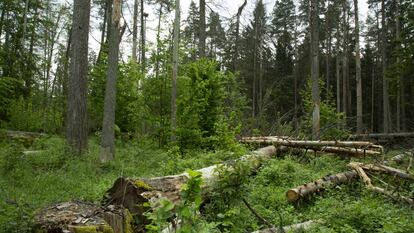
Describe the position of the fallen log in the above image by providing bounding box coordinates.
[33,201,133,233]
[350,132,414,140]
[102,146,288,231]
[251,220,318,233]
[351,162,414,181]
[391,153,410,164]
[240,137,375,148]
[286,171,358,202]
[240,137,383,156]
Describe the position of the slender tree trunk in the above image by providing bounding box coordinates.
[336,27,341,113]
[381,0,390,133]
[199,0,206,58]
[252,20,257,122]
[140,0,146,72]
[171,0,180,141]
[155,5,163,80]
[311,0,320,140]
[233,0,247,71]
[396,0,402,132]
[342,1,349,119]
[326,34,331,90]
[21,0,29,48]
[132,0,139,61]
[354,0,362,134]
[96,0,112,64]
[0,4,5,46]
[371,62,375,132]
[66,0,91,155]
[100,0,121,162]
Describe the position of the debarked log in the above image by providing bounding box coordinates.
[286,171,359,202]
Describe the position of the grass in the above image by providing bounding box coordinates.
[0,136,413,232]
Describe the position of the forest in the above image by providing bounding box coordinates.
[0,0,413,232]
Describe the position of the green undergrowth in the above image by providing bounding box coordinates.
[0,136,413,232]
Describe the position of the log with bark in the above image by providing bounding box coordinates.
[102,146,287,231]
[286,171,359,202]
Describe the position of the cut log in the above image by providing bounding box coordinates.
[33,201,133,233]
[102,146,288,230]
[251,220,318,233]
[315,146,381,157]
[286,171,358,202]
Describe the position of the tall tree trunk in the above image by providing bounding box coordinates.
[96,0,112,64]
[132,0,139,61]
[354,0,362,134]
[336,27,341,113]
[311,0,320,140]
[371,61,375,132]
[381,0,390,133]
[66,0,91,155]
[396,0,403,132]
[100,0,121,162]
[342,1,349,119]
[21,0,29,48]
[140,0,146,72]
[199,0,206,58]
[232,0,247,71]
[171,0,180,141]
[326,34,331,90]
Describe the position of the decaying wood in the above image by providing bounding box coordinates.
[33,201,132,233]
[351,162,414,181]
[102,146,288,231]
[286,171,358,202]
[251,220,318,233]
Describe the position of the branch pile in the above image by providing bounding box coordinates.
[240,136,383,157]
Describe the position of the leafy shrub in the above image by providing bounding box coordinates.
[177,59,245,151]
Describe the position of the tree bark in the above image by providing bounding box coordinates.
[171,0,180,141]
[100,0,121,162]
[132,0,139,61]
[140,0,146,73]
[336,26,341,113]
[66,0,90,155]
[286,170,358,202]
[310,0,320,140]
[342,1,349,118]
[354,0,363,134]
[381,0,390,133]
[199,0,206,57]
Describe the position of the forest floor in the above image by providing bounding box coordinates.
[0,136,413,232]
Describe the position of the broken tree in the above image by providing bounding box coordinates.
[34,146,288,232]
